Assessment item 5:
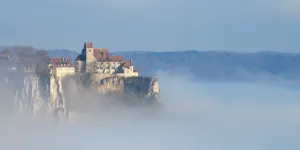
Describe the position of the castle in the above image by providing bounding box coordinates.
[0,42,138,78]
[75,42,138,77]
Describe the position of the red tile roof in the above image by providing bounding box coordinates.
[50,58,74,68]
[93,49,109,61]
[123,60,133,68]
[78,43,133,68]
[109,56,123,62]
[84,42,93,48]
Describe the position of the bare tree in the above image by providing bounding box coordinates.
[3,46,50,76]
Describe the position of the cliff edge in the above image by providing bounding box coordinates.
[97,76,160,105]
[0,46,162,120]
[62,73,161,114]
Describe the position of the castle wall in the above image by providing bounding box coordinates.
[78,42,139,76]
[75,61,85,73]
[95,61,121,74]
[116,72,138,77]
[122,66,138,77]
[55,67,75,78]
[86,48,96,73]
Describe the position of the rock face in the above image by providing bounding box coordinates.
[49,75,65,108]
[6,72,161,118]
[13,74,52,115]
[97,76,160,105]
[62,74,161,113]
[1,72,65,117]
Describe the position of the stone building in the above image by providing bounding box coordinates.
[75,42,138,77]
[49,57,75,78]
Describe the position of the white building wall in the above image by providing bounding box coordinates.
[56,67,75,78]
[95,62,121,74]
[121,66,138,77]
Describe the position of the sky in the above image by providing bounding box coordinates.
[0,0,300,52]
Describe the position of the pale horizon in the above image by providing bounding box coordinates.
[1,44,300,54]
[0,0,300,52]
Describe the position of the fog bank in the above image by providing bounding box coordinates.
[0,70,299,150]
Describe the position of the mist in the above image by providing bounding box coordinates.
[0,70,299,150]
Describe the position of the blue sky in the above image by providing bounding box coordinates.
[0,0,300,52]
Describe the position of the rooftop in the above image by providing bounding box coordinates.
[109,56,123,62]
[50,57,74,68]
[84,42,93,49]
[123,60,133,68]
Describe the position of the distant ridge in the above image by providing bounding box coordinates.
[46,49,300,84]
[47,49,79,63]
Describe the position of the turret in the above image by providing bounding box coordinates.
[84,42,96,72]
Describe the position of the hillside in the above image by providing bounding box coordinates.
[47,49,300,82]
[0,47,161,118]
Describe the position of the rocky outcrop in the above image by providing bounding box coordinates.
[13,74,52,115]
[97,76,160,105]
[61,74,161,113]
[5,73,73,121]
[6,72,161,119]
[49,75,65,109]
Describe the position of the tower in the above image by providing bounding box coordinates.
[84,42,96,72]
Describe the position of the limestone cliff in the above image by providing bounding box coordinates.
[97,76,160,105]
[1,73,61,116]
[13,74,51,115]
[6,72,161,118]
[49,75,65,108]
[62,73,161,113]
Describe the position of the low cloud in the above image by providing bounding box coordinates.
[94,0,152,9]
[79,0,300,17]
[69,0,187,11]
[0,70,299,150]
[279,0,300,17]
[73,0,164,10]
[252,0,300,18]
